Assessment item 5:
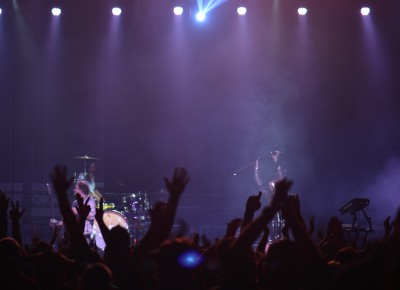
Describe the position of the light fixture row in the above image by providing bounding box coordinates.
[0,6,372,17]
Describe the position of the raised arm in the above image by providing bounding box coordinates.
[74,194,93,234]
[225,218,242,238]
[9,200,25,247]
[50,165,91,259]
[95,197,110,245]
[162,167,190,240]
[256,226,270,253]
[281,192,325,265]
[241,191,262,232]
[231,179,291,251]
[130,168,190,266]
[0,191,9,239]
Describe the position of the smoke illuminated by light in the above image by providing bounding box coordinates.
[112,7,122,16]
[237,7,247,15]
[174,6,184,15]
[52,8,61,16]
[298,7,307,15]
[196,0,227,15]
[361,7,370,16]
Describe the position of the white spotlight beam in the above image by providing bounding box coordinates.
[197,0,228,14]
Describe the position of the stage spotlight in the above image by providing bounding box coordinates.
[0,8,2,15]
[298,7,307,16]
[174,6,183,15]
[196,11,206,22]
[52,8,61,16]
[237,6,247,15]
[361,7,370,16]
[112,7,122,16]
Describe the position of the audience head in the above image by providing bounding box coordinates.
[81,262,113,290]
[155,237,204,289]
[0,237,22,261]
[257,238,302,289]
[104,225,131,262]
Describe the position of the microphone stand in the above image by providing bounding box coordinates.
[233,159,258,176]
[47,183,54,220]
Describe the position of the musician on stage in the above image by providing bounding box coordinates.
[50,180,96,243]
[254,150,287,242]
[72,180,96,241]
[255,150,286,193]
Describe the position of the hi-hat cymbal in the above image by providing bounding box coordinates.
[73,154,100,160]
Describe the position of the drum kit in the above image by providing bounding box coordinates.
[73,155,152,249]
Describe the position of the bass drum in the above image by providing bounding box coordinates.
[92,210,129,251]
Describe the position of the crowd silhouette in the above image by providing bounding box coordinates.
[1,165,399,289]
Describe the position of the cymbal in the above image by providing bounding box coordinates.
[73,154,100,160]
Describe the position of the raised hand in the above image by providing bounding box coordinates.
[50,165,74,196]
[9,200,25,222]
[95,197,104,222]
[148,201,169,227]
[192,232,200,248]
[50,225,60,246]
[225,218,242,237]
[383,216,393,238]
[246,191,262,212]
[164,167,190,200]
[393,208,400,238]
[241,192,263,232]
[257,226,270,253]
[309,215,316,237]
[270,178,292,210]
[283,194,309,232]
[0,191,10,212]
[201,234,211,249]
[32,231,40,245]
[75,194,91,221]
